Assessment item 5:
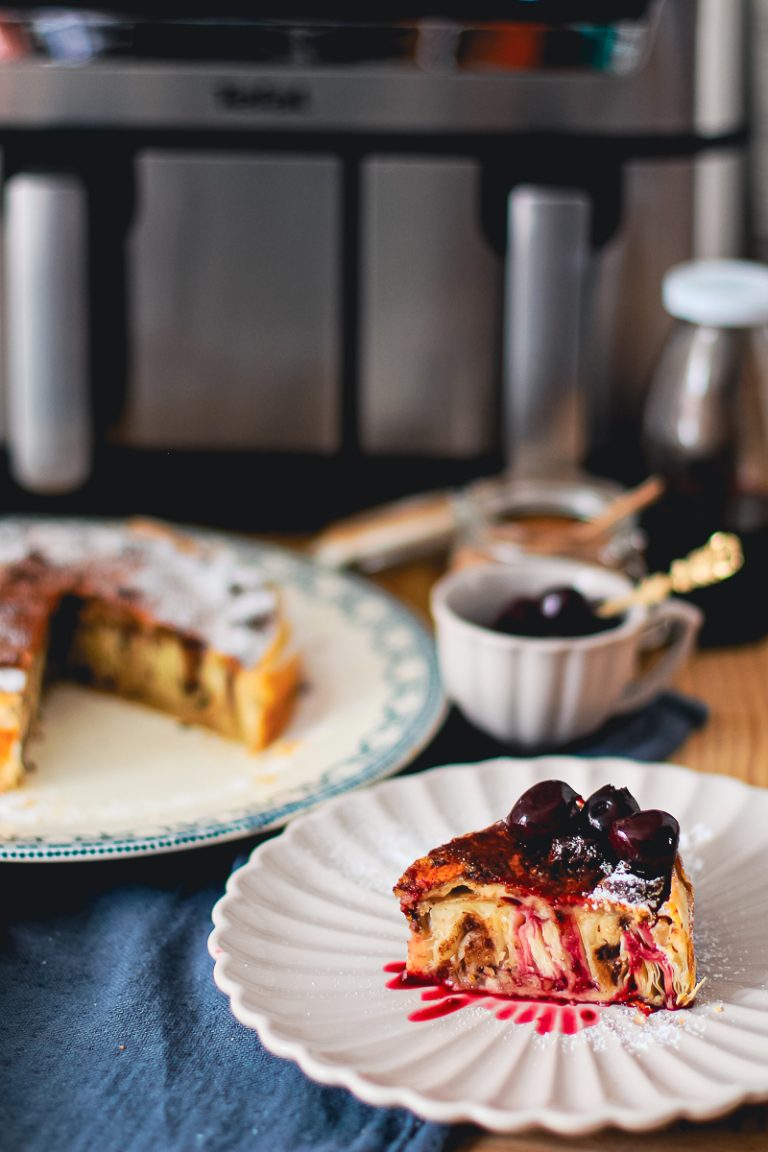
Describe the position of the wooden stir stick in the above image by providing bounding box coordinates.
[509,475,665,553]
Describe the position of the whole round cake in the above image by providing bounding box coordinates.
[0,518,300,791]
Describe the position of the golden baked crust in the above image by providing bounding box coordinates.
[0,519,300,791]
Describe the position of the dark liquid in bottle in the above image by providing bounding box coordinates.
[642,452,768,646]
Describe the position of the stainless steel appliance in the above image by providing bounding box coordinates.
[0,1,748,527]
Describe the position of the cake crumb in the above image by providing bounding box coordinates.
[632,1012,646,1026]
[254,773,278,787]
[117,1044,126,1051]
[268,739,302,759]
[713,1002,724,1013]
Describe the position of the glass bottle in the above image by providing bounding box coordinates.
[642,260,768,643]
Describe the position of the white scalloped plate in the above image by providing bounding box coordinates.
[210,756,768,1135]
[0,527,444,861]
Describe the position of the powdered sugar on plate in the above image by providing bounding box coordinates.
[679,823,713,879]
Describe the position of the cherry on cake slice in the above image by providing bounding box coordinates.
[394,780,698,1011]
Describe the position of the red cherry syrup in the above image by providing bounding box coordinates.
[383,962,601,1035]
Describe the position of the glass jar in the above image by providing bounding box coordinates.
[451,474,646,579]
[642,260,768,643]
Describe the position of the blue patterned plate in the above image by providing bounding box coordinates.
[0,529,445,861]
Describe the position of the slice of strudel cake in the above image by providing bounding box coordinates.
[394,780,698,1011]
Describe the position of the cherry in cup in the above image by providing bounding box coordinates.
[493,586,618,639]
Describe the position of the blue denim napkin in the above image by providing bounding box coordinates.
[0,690,706,1152]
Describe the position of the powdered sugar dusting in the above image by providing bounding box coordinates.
[589,860,665,909]
[0,520,280,667]
[0,667,26,692]
[679,823,713,879]
[528,997,710,1055]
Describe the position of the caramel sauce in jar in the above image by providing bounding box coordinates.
[451,483,645,578]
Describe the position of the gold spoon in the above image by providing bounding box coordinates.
[597,532,744,618]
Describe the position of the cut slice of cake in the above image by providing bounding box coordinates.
[0,519,300,792]
[394,780,698,1011]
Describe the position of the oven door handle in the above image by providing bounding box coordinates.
[5,172,92,493]
[503,184,592,475]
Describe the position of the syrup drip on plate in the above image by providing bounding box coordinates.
[383,962,600,1035]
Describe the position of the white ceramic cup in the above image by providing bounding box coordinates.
[430,556,703,748]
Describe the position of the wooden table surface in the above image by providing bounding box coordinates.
[367,555,768,1152]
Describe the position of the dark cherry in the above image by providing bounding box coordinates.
[582,785,640,837]
[492,586,617,639]
[539,587,592,628]
[609,810,680,872]
[506,780,582,840]
[493,596,541,636]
